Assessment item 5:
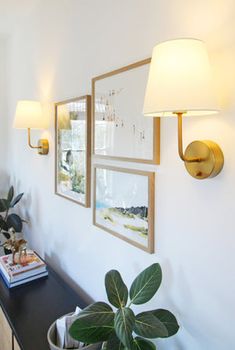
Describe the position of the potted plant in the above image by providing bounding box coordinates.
[0,186,25,252]
[69,263,179,350]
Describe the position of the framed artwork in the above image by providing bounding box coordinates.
[93,165,155,253]
[92,58,160,164]
[55,96,91,207]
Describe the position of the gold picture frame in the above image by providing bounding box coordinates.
[92,58,160,164]
[55,96,91,207]
[93,164,155,253]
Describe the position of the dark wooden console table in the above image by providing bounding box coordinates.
[0,265,88,350]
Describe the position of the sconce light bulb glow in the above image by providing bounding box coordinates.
[13,100,48,129]
[143,38,219,117]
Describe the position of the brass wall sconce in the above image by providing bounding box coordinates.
[144,38,224,179]
[13,100,49,155]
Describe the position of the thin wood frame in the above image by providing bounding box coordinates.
[93,164,155,253]
[55,95,91,207]
[92,58,160,164]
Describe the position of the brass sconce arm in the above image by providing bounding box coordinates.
[174,112,223,179]
[27,128,49,155]
[176,112,202,163]
[27,128,40,149]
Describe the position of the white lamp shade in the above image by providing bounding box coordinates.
[13,100,47,129]
[143,38,219,117]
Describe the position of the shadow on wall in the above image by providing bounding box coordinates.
[0,35,8,171]
[0,171,10,193]
[45,251,94,307]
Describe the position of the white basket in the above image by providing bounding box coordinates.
[47,318,101,350]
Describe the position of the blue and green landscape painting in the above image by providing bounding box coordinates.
[95,168,149,247]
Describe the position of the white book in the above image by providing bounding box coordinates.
[0,269,48,288]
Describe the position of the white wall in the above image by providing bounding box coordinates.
[2,0,235,349]
[0,36,9,189]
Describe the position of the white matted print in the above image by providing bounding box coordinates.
[55,96,91,207]
[92,59,160,164]
[93,165,155,253]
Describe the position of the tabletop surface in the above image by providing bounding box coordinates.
[0,264,87,350]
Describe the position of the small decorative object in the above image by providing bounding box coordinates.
[0,250,48,288]
[69,263,179,350]
[93,165,155,253]
[0,186,25,252]
[92,58,160,164]
[3,228,27,265]
[55,96,91,207]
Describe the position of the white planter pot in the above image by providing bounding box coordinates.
[47,320,102,350]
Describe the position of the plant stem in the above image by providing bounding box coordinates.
[4,208,9,221]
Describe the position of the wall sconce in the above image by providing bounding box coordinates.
[143,38,224,179]
[13,100,49,155]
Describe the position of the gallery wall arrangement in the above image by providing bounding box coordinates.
[91,58,160,253]
[54,59,159,253]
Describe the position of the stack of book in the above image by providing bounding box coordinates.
[0,250,48,288]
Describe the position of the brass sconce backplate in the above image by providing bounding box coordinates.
[184,140,224,179]
[38,139,49,155]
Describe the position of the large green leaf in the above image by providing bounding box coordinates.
[134,312,168,339]
[69,302,114,343]
[129,264,162,305]
[132,337,156,350]
[6,214,23,232]
[0,199,9,212]
[106,332,125,350]
[10,193,24,208]
[151,309,179,337]
[7,186,14,203]
[105,270,128,308]
[114,307,135,348]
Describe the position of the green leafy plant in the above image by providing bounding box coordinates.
[72,172,85,194]
[0,186,24,239]
[70,263,179,350]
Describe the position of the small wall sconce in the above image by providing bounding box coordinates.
[144,38,224,179]
[13,100,49,155]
